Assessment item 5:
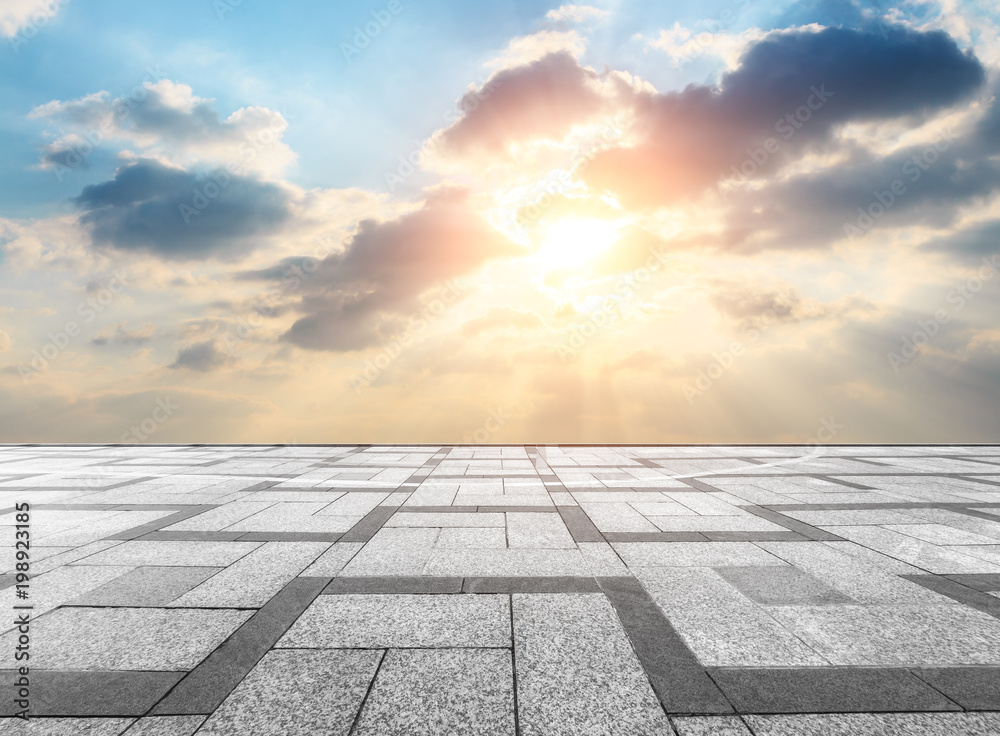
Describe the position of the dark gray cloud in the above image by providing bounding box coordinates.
[241,188,522,351]
[168,340,234,371]
[92,323,156,347]
[74,159,292,259]
[584,24,985,207]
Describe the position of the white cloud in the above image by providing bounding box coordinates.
[0,0,68,38]
[545,5,609,24]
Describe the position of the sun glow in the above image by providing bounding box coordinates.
[537,217,622,268]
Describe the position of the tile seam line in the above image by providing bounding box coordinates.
[346,649,387,736]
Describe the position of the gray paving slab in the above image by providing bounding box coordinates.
[196,650,380,736]
[613,541,786,567]
[2,607,252,670]
[0,719,135,735]
[745,713,1000,735]
[70,566,222,607]
[708,667,959,713]
[121,717,207,736]
[169,542,329,607]
[913,667,1000,710]
[277,593,510,648]
[0,671,185,717]
[506,512,575,548]
[671,716,753,735]
[514,593,674,735]
[323,576,463,594]
[435,527,508,548]
[300,542,363,575]
[425,548,592,577]
[73,540,261,567]
[715,565,857,606]
[339,527,438,575]
[352,649,515,736]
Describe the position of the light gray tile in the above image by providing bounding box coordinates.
[165,503,274,532]
[196,649,379,736]
[340,528,439,576]
[613,542,785,568]
[0,719,134,735]
[1,607,252,670]
[122,716,207,736]
[578,503,660,533]
[506,513,575,548]
[645,516,784,533]
[715,565,856,606]
[672,716,754,736]
[745,713,1000,736]
[170,542,330,607]
[385,513,505,528]
[435,527,508,549]
[425,549,591,577]
[514,594,671,736]
[829,527,1000,574]
[300,542,364,576]
[74,541,261,567]
[277,594,510,648]
[72,566,222,607]
[353,649,515,736]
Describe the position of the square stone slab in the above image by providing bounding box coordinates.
[277,594,510,648]
[197,649,380,736]
[0,607,252,670]
[715,565,857,606]
[353,649,515,735]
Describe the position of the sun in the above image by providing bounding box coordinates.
[537,217,622,269]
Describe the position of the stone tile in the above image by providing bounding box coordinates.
[745,713,1000,736]
[353,649,515,736]
[578,503,660,533]
[637,568,827,667]
[170,542,329,607]
[1,564,134,625]
[769,604,1000,665]
[514,593,672,736]
[0,719,134,735]
[886,523,1000,546]
[118,717,207,735]
[74,541,261,567]
[71,566,222,607]
[196,650,380,736]
[164,503,274,532]
[829,527,1000,574]
[715,565,857,605]
[613,542,785,567]
[783,509,925,526]
[300,542,363,575]
[913,667,1000,710]
[579,541,629,575]
[277,594,510,648]
[385,512,504,528]
[425,548,591,577]
[757,542,955,605]
[671,716,754,736]
[340,527,439,576]
[435,527,507,548]
[1,607,252,670]
[646,516,785,533]
[506,512,575,548]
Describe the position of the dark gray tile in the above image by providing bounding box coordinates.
[709,667,960,714]
[105,506,217,541]
[603,532,708,542]
[557,506,605,543]
[944,574,1000,591]
[913,667,1000,710]
[743,507,845,542]
[902,575,1000,619]
[139,531,245,542]
[0,670,184,716]
[322,576,463,595]
[150,576,330,715]
[463,576,601,594]
[237,532,343,542]
[703,532,807,542]
[339,507,396,543]
[715,566,857,606]
[597,576,733,715]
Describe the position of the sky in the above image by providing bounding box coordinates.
[1,0,999,444]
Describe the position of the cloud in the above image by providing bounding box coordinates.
[545,5,609,25]
[460,307,546,337]
[1,0,67,38]
[30,80,295,175]
[434,52,612,158]
[240,188,522,351]
[74,158,293,260]
[0,330,10,351]
[168,339,234,372]
[91,322,155,347]
[584,24,985,208]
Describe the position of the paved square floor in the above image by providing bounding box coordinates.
[2,444,1000,734]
